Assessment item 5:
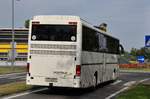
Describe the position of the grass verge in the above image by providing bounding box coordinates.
[0,81,32,96]
[116,84,150,99]
[0,66,26,75]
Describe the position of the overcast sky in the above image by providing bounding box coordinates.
[0,0,149,51]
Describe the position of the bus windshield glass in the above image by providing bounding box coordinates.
[31,25,77,42]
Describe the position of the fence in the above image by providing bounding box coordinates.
[119,63,150,68]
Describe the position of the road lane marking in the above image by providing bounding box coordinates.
[0,72,26,77]
[123,81,136,86]
[0,76,8,79]
[111,80,122,85]
[8,76,26,80]
[2,88,48,99]
[139,78,150,83]
[105,87,129,99]
[0,72,26,79]
[106,79,150,99]
[120,70,150,73]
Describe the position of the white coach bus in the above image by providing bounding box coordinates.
[26,15,124,88]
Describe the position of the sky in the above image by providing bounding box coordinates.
[0,0,150,51]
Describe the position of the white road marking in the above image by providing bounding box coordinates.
[105,87,129,99]
[8,76,26,80]
[0,76,8,79]
[120,70,150,73]
[2,88,48,99]
[111,80,122,85]
[124,81,136,86]
[20,78,26,80]
[0,72,26,77]
[139,78,150,83]
[0,72,26,79]
[106,78,150,99]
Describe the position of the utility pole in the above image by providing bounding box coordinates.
[11,0,15,68]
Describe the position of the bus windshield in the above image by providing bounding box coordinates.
[31,25,77,42]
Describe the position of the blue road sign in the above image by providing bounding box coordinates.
[145,35,150,47]
[137,56,145,63]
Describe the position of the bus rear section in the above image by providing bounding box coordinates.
[26,16,81,88]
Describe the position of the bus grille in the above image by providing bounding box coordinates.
[31,44,76,49]
[30,50,76,56]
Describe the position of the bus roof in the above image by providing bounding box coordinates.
[80,19,119,40]
[33,15,80,21]
[32,15,119,40]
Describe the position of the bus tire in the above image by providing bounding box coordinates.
[112,69,116,80]
[93,72,97,88]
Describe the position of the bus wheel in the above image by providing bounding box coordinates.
[112,69,116,80]
[93,74,97,88]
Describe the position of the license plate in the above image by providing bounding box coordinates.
[45,78,58,82]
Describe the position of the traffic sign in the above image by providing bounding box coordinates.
[145,35,150,47]
[137,56,145,63]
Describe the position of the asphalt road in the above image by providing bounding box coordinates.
[0,72,26,85]
[2,72,150,99]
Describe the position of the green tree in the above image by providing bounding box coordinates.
[143,47,150,59]
[24,19,30,28]
[130,48,137,56]
[130,47,150,60]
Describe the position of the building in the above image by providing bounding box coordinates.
[0,28,28,61]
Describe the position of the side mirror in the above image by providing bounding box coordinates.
[119,44,124,54]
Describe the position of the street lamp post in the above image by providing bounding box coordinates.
[11,0,15,67]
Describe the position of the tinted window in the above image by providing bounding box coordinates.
[82,26,99,51]
[31,25,77,42]
[106,36,119,54]
[82,25,119,54]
